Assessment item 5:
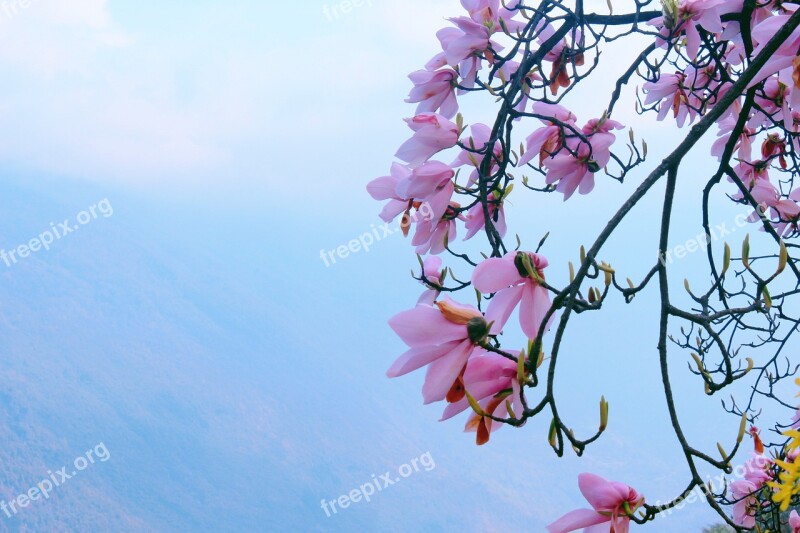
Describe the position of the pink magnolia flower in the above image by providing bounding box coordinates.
[440,350,519,419]
[652,0,732,60]
[498,60,544,115]
[518,102,578,168]
[790,509,800,533]
[643,72,699,127]
[463,191,506,241]
[396,113,459,167]
[406,69,459,119]
[711,115,754,161]
[581,115,625,168]
[418,256,445,305]
[367,163,412,223]
[547,473,644,533]
[451,123,503,186]
[542,140,604,200]
[749,78,792,131]
[751,12,800,101]
[412,202,464,255]
[460,0,525,34]
[428,17,503,89]
[472,251,553,341]
[386,297,494,404]
[441,351,524,445]
[741,453,773,486]
[730,479,758,528]
[538,23,584,95]
[395,160,455,222]
[525,115,622,200]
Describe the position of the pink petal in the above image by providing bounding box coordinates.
[484,284,524,334]
[422,339,474,404]
[387,341,461,377]
[472,255,522,293]
[389,305,466,347]
[546,509,608,533]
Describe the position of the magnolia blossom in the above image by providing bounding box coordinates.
[440,351,523,445]
[653,0,732,60]
[412,202,464,255]
[730,479,758,528]
[711,115,754,161]
[643,72,699,127]
[773,188,800,237]
[367,163,412,223]
[547,473,644,533]
[406,69,459,119]
[460,351,524,446]
[472,251,553,341]
[387,297,495,404]
[418,256,445,305]
[538,23,584,94]
[396,160,455,222]
[518,102,578,167]
[396,113,459,167]
[427,17,500,89]
[749,78,792,130]
[751,12,800,103]
[460,0,524,34]
[451,123,503,186]
[463,192,506,241]
[791,510,800,533]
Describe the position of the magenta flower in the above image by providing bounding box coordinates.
[790,510,800,533]
[712,115,754,161]
[460,0,524,34]
[432,17,495,91]
[396,160,455,222]
[472,252,553,341]
[537,22,584,94]
[518,102,577,168]
[463,191,506,241]
[406,69,459,119]
[547,473,644,533]
[749,78,793,131]
[411,202,463,255]
[730,479,758,528]
[643,72,699,127]
[652,0,731,60]
[396,113,459,167]
[543,140,602,200]
[367,163,412,223]
[441,350,523,445]
[751,13,800,96]
[741,453,773,486]
[451,123,503,186]
[386,297,494,404]
[417,256,445,305]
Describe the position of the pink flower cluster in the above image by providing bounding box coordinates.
[642,2,800,234]
[367,0,800,529]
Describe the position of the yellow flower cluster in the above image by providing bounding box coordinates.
[770,430,800,511]
[770,379,800,511]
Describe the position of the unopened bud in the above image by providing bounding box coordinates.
[467,317,491,343]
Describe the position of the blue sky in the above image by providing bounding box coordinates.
[0,1,792,531]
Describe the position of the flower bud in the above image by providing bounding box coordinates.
[467,316,491,343]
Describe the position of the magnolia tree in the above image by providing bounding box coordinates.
[368,0,800,530]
